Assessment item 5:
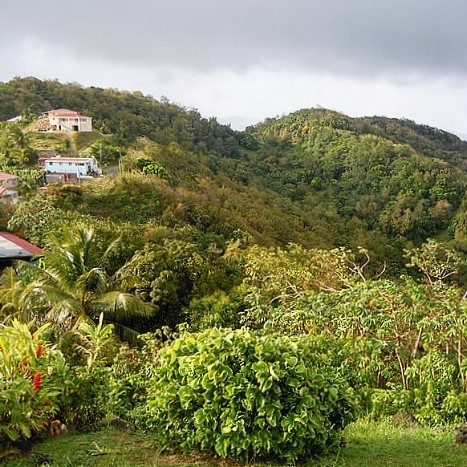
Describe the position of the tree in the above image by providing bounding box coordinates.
[0,265,31,322]
[0,124,37,166]
[405,239,465,287]
[4,225,155,337]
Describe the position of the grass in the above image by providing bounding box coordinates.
[312,418,466,467]
[27,132,65,152]
[2,419,466,467]
[26,129,103,156]
[72,131,104,153]
[1,429,239,467]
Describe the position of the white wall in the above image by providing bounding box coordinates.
[49,116,93,132]
[45,160,92,175]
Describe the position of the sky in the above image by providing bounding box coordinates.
[1,0,467,134]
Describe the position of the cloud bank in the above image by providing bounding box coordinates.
[1,1,467,132]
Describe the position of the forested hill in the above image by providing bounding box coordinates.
[249,108,467,170]
[237,109,466,257]
[0,76,241,156]
[1,78,466,273]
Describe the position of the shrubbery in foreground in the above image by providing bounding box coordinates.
[0,321,65,442]
[0,317,117,444]
[137,328,357,462]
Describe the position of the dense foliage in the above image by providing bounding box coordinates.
[137,328,357,462]
[0,321,64,442]
[1,80,466,274]
[0,77,241,156]
[0,317,118,443]
[0,78,467,463]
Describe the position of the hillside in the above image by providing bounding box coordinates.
[2,79,467,463]
[0,78,466,274]
[230,109,467,264]
[0,77,241,156]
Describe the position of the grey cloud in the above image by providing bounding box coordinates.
[2,0,467,77]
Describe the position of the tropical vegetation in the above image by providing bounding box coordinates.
[0,77,466,464]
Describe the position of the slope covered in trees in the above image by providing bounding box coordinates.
[0,76,241,156]
[1,78,466,273]
[1,78,467,463]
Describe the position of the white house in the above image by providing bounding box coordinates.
[44,109,93,132]
[39,156,101,176]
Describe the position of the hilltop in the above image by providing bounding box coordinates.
[0,78,466,274]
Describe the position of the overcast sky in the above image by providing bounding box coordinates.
[1,0,467,134]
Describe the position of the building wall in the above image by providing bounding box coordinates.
[49,116,93,132]
[0,190,19,205]
[45,160,93,175]
[0,177,18,188]
[45,173,78,184]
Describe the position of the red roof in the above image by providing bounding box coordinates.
[0,172,18,180]
[46,108,89,118]
[0,232,43,256]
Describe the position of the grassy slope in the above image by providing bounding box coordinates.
[4,420,466,467]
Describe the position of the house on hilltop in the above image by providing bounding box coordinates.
[43,109,92,132]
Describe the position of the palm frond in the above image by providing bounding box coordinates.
[75,267,109,297]
[92,291,155,322]
[100,235,123,268]
[46,298,87,328]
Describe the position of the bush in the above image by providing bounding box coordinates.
[0,321,67,442]
[371,350,467,425]
[186,291,242,330]
[57,315,119,431]
[138,328,357,462]
[104,345,148,420]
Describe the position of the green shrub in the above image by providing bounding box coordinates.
[104,345,148,420]
[138,328,357,462]
[186,291,242,330]
[58,316,119,431]
[371,350,467,425]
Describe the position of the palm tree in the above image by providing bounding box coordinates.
[6,125,36,166]
[8,225,154,337]
[0,265,33,323]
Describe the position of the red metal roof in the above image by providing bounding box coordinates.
[0,232,43,256]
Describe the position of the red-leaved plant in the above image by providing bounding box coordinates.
[0,321,66,442]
